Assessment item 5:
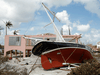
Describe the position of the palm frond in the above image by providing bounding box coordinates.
[6,21,13,29]
[13,30,19,35]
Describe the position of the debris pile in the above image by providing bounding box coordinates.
[68,58,100,75]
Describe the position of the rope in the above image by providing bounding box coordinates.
[28,56,40,75]
[65,44,79,62]
[54,42,66,63]
[54,42,79,63]
[59,49,66,63]
[24,20,34,35]
[68,36,76,42]
[65,48,76,62]
[28,47,48,75]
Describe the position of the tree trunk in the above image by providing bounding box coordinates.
[6,26,7,35]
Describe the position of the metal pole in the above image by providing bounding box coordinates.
[42,3,65,42]
[42,3,60,22]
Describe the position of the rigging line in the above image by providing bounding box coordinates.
[28,55,40,75]
[65,48,76,62]
[54,42,66,63]
[28,47,48,75]
[28,46,49,75]
[24,20,34,35]
[69,36,76,42]
[65,43,79,62]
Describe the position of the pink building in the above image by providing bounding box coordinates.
[4,33,81,58]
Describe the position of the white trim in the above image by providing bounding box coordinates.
[42,47,87,55]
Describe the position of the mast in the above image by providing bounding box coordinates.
[42,3,65,42]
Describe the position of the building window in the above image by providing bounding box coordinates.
[64,38,76,42]
[9,36,21,46]
[26,39,30,46]
[44,38,56,41]
[26,37,43,46]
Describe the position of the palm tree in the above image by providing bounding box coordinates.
[5,21,13,35]
[13,30,19,35]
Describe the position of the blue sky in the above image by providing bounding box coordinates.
[0,0,100,45]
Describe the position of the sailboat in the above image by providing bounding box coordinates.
[31,3,93,70]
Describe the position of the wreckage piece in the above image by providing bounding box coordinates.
[41,46,93,70]
[31,3,93,70]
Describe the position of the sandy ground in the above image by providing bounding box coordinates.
[3,52,100,75]
[5,54,71,75]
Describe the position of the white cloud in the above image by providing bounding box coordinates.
[77,24,90,32]
[62,25,72,35]
[0,0,100,45]
[0,0,99,28]
[37,12,41,15]
[30,27,34,31]
[73,0,100,17]
[73,21,90,32]
[42,0,72,8]
[91,29,100,38]
[7,30,14,35]
[0,0,73,44]
[73,0,91,3]
[91,29,100,34]
[0,0,72,28]
[0,29,14,45]
[80,29,100,45]
[56,10,72,35]
[0,31,5,45]
[74,33,80,35]
[56,10,71,25]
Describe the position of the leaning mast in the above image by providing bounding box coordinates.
[42,3,65,42]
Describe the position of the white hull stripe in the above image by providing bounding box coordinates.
[42,47,88,55]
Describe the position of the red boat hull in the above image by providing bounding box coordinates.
[41,48,93,70]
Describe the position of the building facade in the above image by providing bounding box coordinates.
[4,33,81,58]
